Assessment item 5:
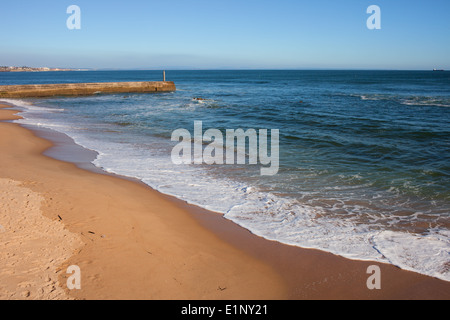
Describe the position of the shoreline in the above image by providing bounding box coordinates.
[0,102,449,299]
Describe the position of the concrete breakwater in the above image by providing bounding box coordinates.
[0,81,176,98]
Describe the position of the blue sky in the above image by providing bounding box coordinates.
[0,0,449,70]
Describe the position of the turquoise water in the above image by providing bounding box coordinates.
[1,70,449,280]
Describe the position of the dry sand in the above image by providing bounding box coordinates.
[0,178,82,299]
[0,103,449,300]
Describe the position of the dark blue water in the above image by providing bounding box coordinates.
[2,70,449,280]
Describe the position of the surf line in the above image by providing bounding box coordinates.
[171,121,280,176]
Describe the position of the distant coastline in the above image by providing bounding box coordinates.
[0,66,87,72]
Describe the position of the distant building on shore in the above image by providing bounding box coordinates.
[0,66,76,72]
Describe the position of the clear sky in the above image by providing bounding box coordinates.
[1,0,449,70]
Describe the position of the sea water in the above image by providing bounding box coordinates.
[1,70,449,281]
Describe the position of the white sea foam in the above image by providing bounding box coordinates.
[0,99,65,112]
[7,99,450,282]
[373,230,450,280]
[351,94,450,108]
[400,100,450,107]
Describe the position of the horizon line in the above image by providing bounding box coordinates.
[7,67,445,72]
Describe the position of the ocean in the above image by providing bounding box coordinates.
[1,70,449,281]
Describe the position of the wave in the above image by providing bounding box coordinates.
[350,94,450,107]
[0,98,65,112]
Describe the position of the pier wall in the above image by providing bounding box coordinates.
[0,81,176,98]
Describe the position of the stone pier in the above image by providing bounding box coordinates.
[0,81,176,98]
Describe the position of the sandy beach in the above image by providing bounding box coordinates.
[0,102,449,300]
